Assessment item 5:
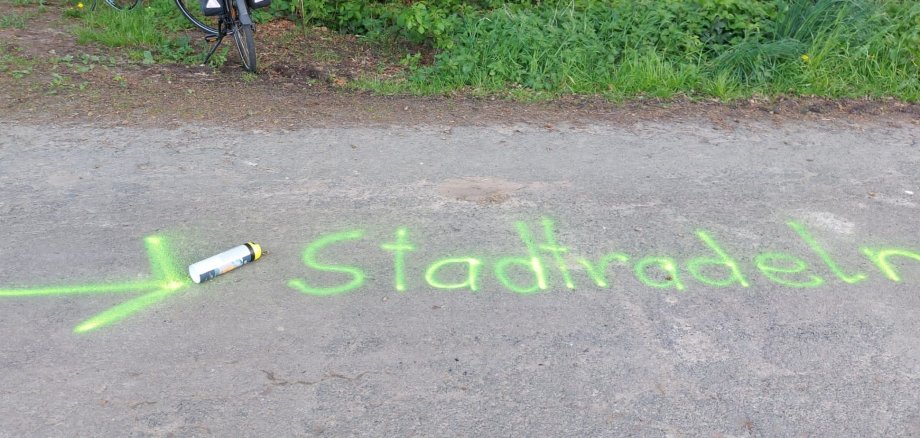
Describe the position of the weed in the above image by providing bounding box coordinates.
[81,53,102,64]
[157,35,201,64]
[63,4,84,18]
[73,0,214,66]
[10,67,33,79]
[74,62,95,73]
[1,47,35,79]
[399,52,421,71]
[52,53,102,74]
[242,71,258,83]
[311,47,341,63]
[207,47,229,68]
[0,13,29,29]
[47,72,71,93]
[11,0,47,15]
[704,70,743,100]
[392,0,919,101]
[66,0,920,101]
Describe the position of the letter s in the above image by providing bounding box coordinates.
[287,230,366,296]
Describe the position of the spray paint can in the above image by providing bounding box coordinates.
[189,242,262,283]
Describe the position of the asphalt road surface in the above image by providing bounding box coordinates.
[1,117,919,436]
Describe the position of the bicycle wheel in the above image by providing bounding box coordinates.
[175,0,218,35]
[232,22,256,72]
[104,0,141,10]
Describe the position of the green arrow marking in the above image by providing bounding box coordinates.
[0,235,189,333]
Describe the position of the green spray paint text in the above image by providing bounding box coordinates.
[287,219,920,295]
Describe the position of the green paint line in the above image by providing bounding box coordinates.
[754,252,824,288]
[71,236,189,333]
[538,218,575,289]
[425,257,483,291]
[0,235,182,298]
[0,281,161,297]
[576,253,630,288]
[145,235,183,283]
[288,230,366,296]
[686,230,750,288]
[515,221,548,290]
[73,281,186,334]
[381,227,415,292]
[494,257,544,294]
[861,247,920,282]
[788,221,866,284]
[635,256,685,291]
[493,221,549,294]
[0,235,189,333]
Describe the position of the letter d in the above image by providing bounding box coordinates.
[494,221,548,294]
[686,230,749,288]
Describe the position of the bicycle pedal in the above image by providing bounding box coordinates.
[204,35,219,42]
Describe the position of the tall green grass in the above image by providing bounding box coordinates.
[398,0,919,101]
[73,0,920,101]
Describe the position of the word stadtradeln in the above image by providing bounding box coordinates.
[2,218,918,334]
[287,218,920,296]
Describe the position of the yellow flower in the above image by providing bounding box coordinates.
[76,2,83,7]
[801,54,810,63]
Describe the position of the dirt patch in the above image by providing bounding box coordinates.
[1,3,918,129]
[437,178,525,205]
[437,178,574,205]
[256,20,403,83]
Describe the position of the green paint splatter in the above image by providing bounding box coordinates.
[754,252,824,288]
[789,221,866,284]
[73,236,188,333]
[686,230,749,288]
[144,235,183,283]
[634,256,684,290]
[425,257,482,291]
[861,247,920,282]
[381,227,415,292]
[288,230,366,296]
[576,253,630,288]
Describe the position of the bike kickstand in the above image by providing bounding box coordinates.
[202,20,227,66]
[203,34,225,65]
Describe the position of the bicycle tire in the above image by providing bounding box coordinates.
[233,22,257,72]
[90,0,139,11]
[104,0,141,10]
[175,0,218,35]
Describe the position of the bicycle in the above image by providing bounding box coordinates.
[175,0,259,72]
[90,0,259,72]
[89,0,140,11]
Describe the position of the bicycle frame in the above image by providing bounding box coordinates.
[213,0,252,34]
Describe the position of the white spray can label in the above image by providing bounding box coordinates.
[189,242,262,283]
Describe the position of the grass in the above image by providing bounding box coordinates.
[63,0,920,101]
[72,0,213,65]
[394,0,919,101]
[0,14,27,29]
[0,43,35,79]
[311,47,341,63]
